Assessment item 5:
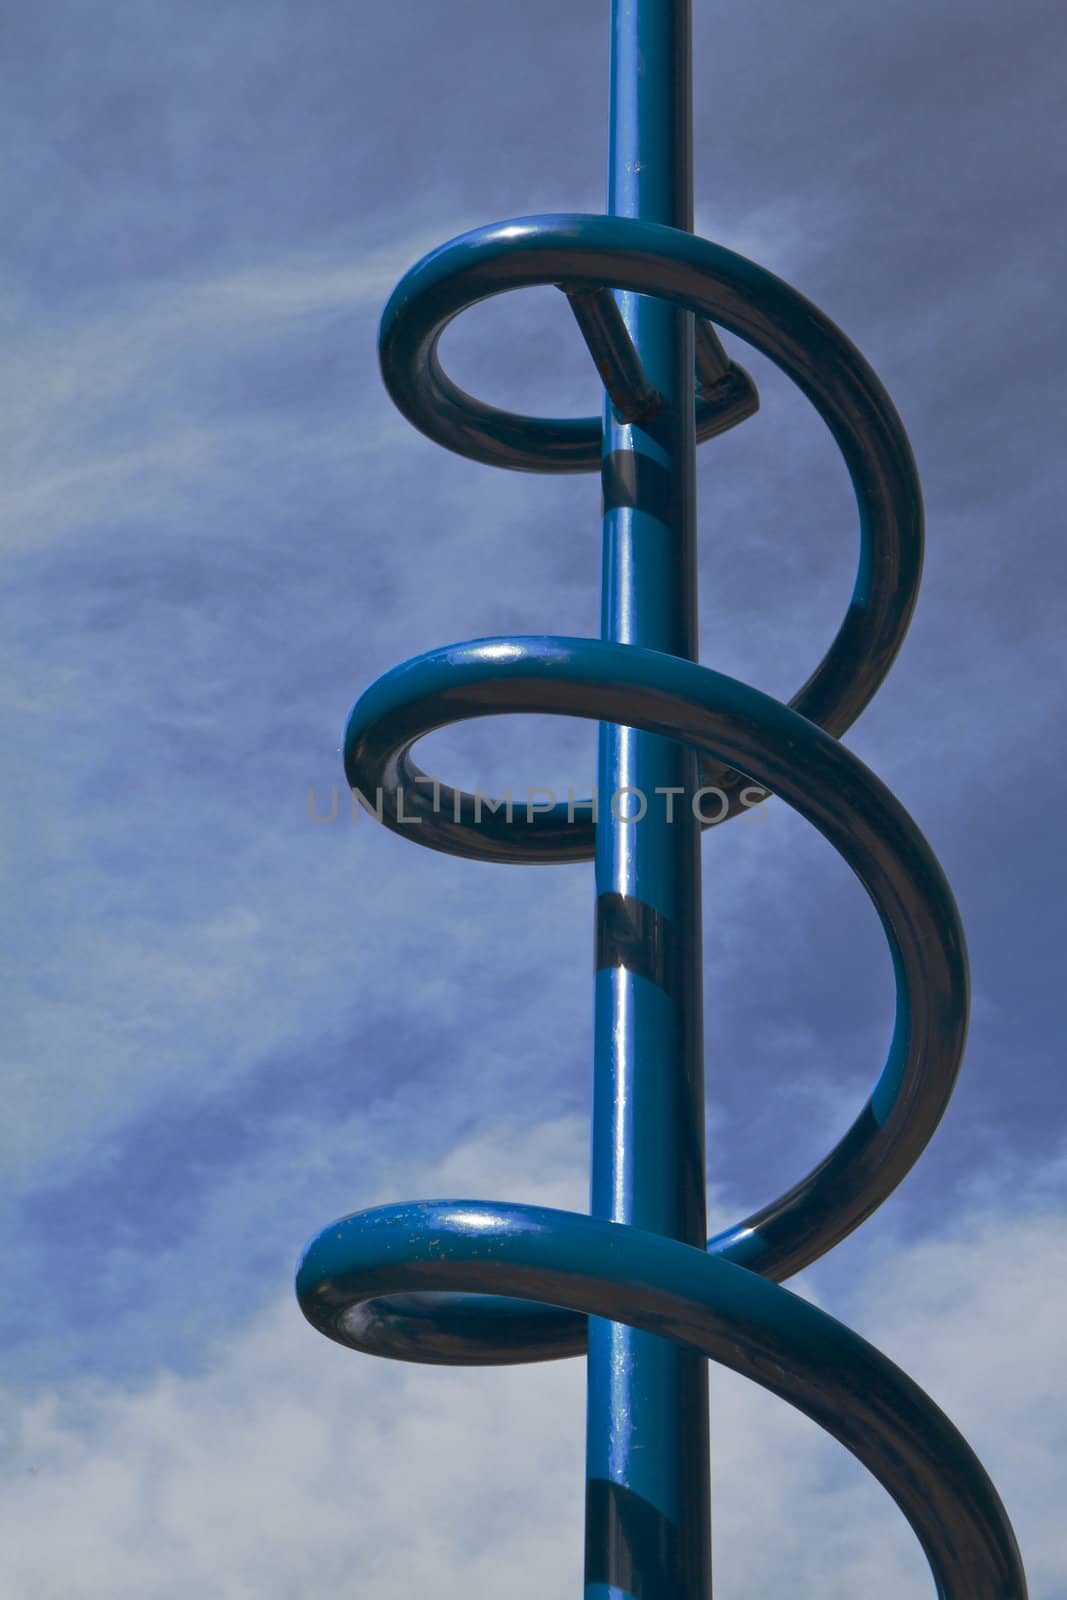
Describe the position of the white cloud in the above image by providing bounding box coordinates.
[4,1121,1061,1599]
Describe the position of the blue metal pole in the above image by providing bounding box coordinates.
[297,8,1028,1595]
[586,3,712,1597]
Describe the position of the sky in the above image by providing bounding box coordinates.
[2,0,1064,1595]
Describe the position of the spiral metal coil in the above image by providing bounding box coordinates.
[296,7,1027,1596]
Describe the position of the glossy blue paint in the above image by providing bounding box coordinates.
[295,2,1028,1595]
[586,10,709,1594]
[339,636,966,1290]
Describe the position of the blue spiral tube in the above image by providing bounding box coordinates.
[297,4,1027,1595]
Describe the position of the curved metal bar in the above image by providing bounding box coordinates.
[379,214,923,801]
[296,1199,1027,1600]
[342,635,967,1285]
[379,214,903,485]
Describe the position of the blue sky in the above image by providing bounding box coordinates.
[3,1,1064,1594]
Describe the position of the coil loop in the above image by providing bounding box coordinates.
[297,212,1027,1598]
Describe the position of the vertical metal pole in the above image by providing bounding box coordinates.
[585,3,711,1599]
